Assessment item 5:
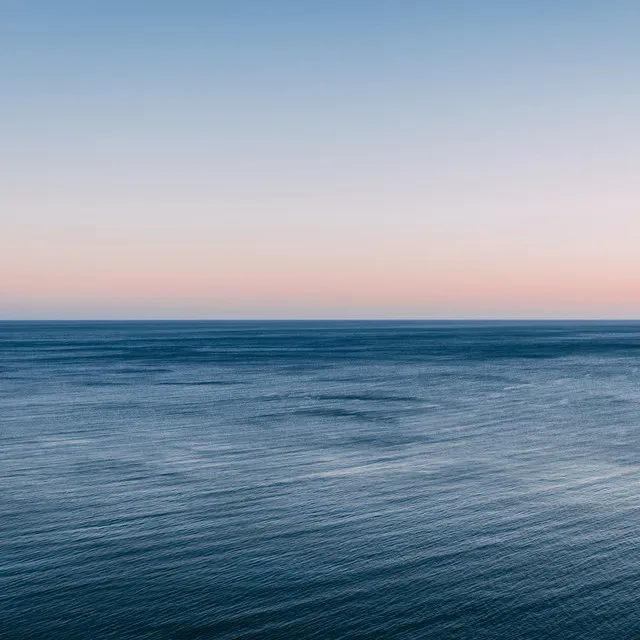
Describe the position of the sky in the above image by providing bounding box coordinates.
[2,0,640,319]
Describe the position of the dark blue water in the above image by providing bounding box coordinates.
[2,321,640,639]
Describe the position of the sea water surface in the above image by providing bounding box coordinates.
[2,321,640,639]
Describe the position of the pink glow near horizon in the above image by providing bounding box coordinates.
[4,241,639,318]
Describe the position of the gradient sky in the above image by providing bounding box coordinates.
[2,1,640,318]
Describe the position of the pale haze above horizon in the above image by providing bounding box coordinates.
[2,1,640,319]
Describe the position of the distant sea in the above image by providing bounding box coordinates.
[3,321,640,639]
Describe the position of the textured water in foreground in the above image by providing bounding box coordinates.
[2,321,640,639]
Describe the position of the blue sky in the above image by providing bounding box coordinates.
[2,1,640,318]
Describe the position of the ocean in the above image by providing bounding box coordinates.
[2,321,640,639]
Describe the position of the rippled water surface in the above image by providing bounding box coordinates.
[2,321,640,639]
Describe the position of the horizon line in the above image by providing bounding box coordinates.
[2,318,640,323]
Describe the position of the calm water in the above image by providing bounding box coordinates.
[2,321,640,639]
